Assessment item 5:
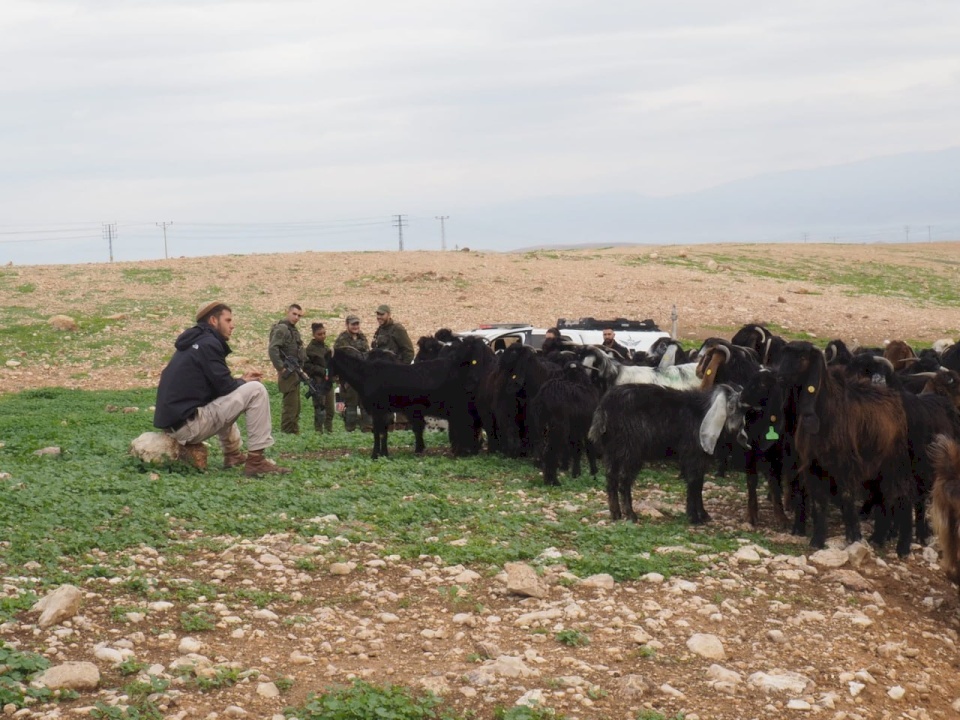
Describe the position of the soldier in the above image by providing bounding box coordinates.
[372,304,415,364]
[268,303,306,434]
[333,314,372,432]
[304,322,336,434]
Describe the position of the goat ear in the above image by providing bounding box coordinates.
[658,344,677,368]
[797,350,823,434]
[698,349,724,389]
[699,390,729,454]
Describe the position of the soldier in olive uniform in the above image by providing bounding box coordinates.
[304,322,336,434]
[333,314,372,432]
[268,304,306,434]
[372,304,415,364]
[372,304,415,430]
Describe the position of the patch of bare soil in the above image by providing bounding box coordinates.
[2,242,960,392]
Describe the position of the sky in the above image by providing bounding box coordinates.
[1,1,959,264]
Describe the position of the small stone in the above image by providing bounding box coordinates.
[580,573,615,590]
[329,562,354,575]
[504,562,546,598]
[257,682,280,698]
[809,548,849,568]
[32,584,82,628]
[786,699,811,710]
[179,637,203,654]
[887,685,905,700]
[686,633,725,660]
[849,681,866,697]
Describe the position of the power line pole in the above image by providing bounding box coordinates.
[904,225,910,242]
[435,215,449,251]
[928,225,933,242]
[393,214,407,251]
[156,221,173,259]
[102,222,117,262]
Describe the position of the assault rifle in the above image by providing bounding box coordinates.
[281,353,329,402]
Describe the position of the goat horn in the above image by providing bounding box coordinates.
[825,344,836,363]
[912,372,937,379]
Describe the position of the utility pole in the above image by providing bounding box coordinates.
[435,215,449,251]
[102,222,117,262]
[928,225,933,242]
[156,221,173,259]
[904,225,910,242]
[393,214,407,251]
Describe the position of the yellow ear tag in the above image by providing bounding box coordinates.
[511,374,517,379]
[807,385,816,393]
[770,415,777,422]
[705,369,712,375]
[471,360,477,365]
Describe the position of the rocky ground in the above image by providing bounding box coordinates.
[4,485,960,720]
[4,243,960,719]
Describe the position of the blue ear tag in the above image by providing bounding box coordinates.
[765,426,780,441]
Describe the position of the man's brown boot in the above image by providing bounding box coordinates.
[223,450,247,469]
[243,449,291,477]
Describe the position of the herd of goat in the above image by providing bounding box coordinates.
[325,324,960,592]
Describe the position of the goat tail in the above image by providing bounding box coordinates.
[588,405,608,446]
[929,434,960,587]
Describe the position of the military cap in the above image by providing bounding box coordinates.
[345,314,360,324]
[376,304,391,314]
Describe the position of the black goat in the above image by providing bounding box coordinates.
[824,339,853,366]
[485,344,562,458]
[731,323,785,366]
[528,357,599,486]
[697,340,788,527]
[777,341,914,556]
[328,341,483,459]
[589,383,748,524]
[414,328,457,363]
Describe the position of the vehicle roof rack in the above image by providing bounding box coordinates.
[475,323,531,329]
[556,317,661,332]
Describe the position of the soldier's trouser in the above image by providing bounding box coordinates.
[340,384,370,431]
[169,381,274,452]
[312,385,335,433]
[278,371,301,434]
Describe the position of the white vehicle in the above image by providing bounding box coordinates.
[458,318,670,355]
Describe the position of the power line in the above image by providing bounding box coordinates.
[435,215,449,251]
[393,214,407,251]
[102,222,117,262]
[156,221,173,259]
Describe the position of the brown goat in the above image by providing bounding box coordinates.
[883,340,917,372]
[778,341,914,556]
[929,434,960,590]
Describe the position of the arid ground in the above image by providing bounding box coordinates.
[2,243,960,720]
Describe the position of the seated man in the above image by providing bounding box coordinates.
[153,301,290,477]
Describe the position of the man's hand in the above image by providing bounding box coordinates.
[241,370,264,382]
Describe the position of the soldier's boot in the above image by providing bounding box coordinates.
[223,450,247,469]
[243,450,291,477]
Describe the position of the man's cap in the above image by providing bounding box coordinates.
[376,304,391,314]
[196,301,224,322]
[345,314,360,324]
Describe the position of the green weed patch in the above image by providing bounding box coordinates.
[0,387,793,586]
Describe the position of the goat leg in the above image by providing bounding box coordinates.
[606,469,623,521]
[745,469,760,527]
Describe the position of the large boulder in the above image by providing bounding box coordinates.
[129,432,207,470]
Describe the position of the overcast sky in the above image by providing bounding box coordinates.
[1,1,958,263]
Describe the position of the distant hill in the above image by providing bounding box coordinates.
[452,147,960,250]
